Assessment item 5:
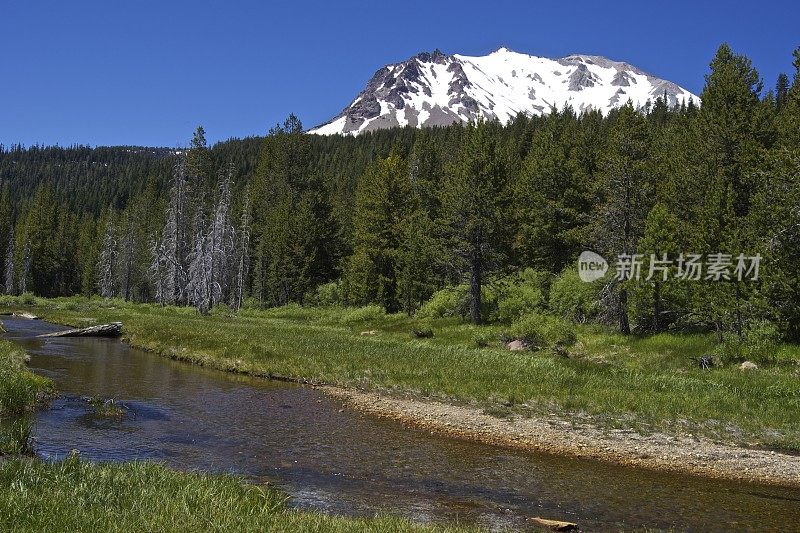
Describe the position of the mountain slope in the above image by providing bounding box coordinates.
[309,48,698,135]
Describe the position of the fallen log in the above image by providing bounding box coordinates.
[530,517,578,531]
[38,322,122,338]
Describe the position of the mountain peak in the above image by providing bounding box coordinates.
[309,48,698,135]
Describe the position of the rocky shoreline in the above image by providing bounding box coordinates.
[326,387,800,488]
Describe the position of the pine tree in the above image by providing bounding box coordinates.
[344,154,412,311]
[77,216,99,297]
[776,47,800,149]
[396,208,439,315]
[20,239,30,295]
[776,73,790,111]
[595,104,652,334]
[636,203,681,332]
[514,111,589,272]
[250,114,334,306]
[117,209,136,301]
[186,126,213,187]
[438,121,512,324]
[686,44,768,335]
[4,229,14,295]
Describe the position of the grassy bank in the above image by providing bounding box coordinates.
[0,332,52,455]
[3,296,800,450]
[0,337,51,417]
[0,456,465,532]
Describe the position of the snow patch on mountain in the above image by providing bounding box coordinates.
[310,48,698,135]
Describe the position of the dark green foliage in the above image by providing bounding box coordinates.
[343,154,413,311]
[1,43,799,344]
[438,121,513,324]
[548,268,603,323]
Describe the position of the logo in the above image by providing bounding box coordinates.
[578,251,608,282]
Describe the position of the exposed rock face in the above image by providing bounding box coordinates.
[566,63,598,91]
[310,48,698,135]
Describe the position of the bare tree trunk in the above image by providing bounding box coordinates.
[653,281,661,332]
[619,288,631,334]
[734,282,742,339]
[469,243,483,325]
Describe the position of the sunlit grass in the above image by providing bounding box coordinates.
[0,456,469,532]
[0,336,52,455]
[0,339,52,416]
[4,295,800,450]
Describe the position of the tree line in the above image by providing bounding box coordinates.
[1,44,799,342]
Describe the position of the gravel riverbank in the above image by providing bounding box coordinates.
[326,387,800,488]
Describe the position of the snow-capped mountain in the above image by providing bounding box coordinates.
[309,48,698,135]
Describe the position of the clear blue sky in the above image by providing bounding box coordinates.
[1,0,797,147]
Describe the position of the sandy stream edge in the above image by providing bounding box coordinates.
[323,386,800,489]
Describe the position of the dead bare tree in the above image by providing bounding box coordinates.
[153,160,190,305]
[231,191,251,311]
[186,208,211,314]
[97,216,117,298]
[208,164,234,308]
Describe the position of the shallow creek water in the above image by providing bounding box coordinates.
[2,317,799,531]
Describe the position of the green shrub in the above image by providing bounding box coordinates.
[416,284,501,321]
[20,293,36,305]
[306,281,343,307]
[339,305,386,325]
[507,313,577,353]
[549,268,602,323]
[716,320,781,366]
[473,331,492,348]
[411,328,434,339]
[416,286,469,319]
[493,269,549,323]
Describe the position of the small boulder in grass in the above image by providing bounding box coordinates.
[740,360,759,371]
[507,339,529,351]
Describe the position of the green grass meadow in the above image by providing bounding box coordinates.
[2,295,799,450]
[0,456,470,533]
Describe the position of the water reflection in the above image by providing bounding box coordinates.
[2,317,799,531]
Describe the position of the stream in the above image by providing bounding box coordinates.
[2,317,799,531]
